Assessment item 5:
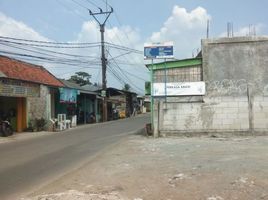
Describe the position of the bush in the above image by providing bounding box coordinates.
[28,118,47,132]
[35,118,47,131]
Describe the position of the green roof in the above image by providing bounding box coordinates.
[146,57,202,71]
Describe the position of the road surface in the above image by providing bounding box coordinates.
[0,114,149,200]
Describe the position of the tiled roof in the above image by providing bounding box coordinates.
[0,56,64,87]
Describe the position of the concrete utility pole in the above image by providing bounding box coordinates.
[89,7,113,122]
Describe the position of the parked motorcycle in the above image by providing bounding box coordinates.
[0,119,13,137]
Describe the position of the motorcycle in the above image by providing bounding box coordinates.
[0,119,13,137]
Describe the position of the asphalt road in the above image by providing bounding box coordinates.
[0,114,149,200]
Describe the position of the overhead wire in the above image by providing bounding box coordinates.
[0,39,100,49]
[107,64,127,86]
[84,0,100,9]
[71,0,140,90]
[0,41,99,61]
[108,62,144,93]
[107,51,144,93]
[56,0,89,21]
[0,0,147,91]
[70,0,89,10]
[0,50,96,65]
[0,36,99,45]
[0,42,102,69]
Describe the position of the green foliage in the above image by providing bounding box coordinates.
[122,83,131,91]
[145,81,151,95]
[28,118,47,132]
[68,71,92,86]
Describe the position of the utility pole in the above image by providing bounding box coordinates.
[89,7,113,122]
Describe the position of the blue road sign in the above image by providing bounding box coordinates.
[144,43,174,59]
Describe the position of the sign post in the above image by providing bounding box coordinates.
[144,42,174,137]
[144,42,174,59]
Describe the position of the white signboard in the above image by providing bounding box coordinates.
[153,82,206,96]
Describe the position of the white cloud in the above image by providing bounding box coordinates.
[0,12,148,93]
[148,5,211,59]
[75,21,99,43]
[70,21,147,93]
[0,12,48,41]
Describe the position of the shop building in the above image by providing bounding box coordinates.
[104,87,138,120]
[57,80,101,124]
[0,56,64,132]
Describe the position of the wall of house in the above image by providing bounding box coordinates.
[27,84,51,124]
[154,37,268,135]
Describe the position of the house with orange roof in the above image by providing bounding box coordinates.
[0,55,64,132]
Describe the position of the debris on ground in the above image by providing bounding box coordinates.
[22,135,268,200]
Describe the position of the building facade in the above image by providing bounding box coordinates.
[58,80,100,124]
[150,36,268,136]
[0,56,64,132]
[148,57,203,136]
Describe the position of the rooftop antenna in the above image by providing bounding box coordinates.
[206,19,210,39]
[227,22,233,37]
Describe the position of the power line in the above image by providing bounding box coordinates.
[84,0,101,9]
[70,0,89,10]
[0,49,101,67]
[0,39,100,49]
[56,0,89,21]
[94,68,101,84]
[0,36,142,54]
[123,70,147,82]
[105,42,143,54]
[0,36,99,45]
[107,51,144,93]
[108,62,144,93]
[0,41,99,60]
[107,64,127,86]
[104,5,144,68]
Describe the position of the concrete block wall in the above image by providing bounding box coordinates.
[154,96,251,135]
[154,94,268,135]
[253,96,268,131]
[152,37,268,135]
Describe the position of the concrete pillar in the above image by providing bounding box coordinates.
[95,98,99,123]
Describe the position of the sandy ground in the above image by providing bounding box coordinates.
[20,135,268,200]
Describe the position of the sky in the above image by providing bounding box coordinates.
[0,0,267,94]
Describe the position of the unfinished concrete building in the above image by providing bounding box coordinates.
[152,36,268,136]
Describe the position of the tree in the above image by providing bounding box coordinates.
[68,71,92,86]
[122,83,131,91]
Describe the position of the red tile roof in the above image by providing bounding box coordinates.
[0,56,64,87]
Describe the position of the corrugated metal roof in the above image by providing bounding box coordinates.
[60,79,98,95]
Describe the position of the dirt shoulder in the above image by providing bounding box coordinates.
[21,135,268,200]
